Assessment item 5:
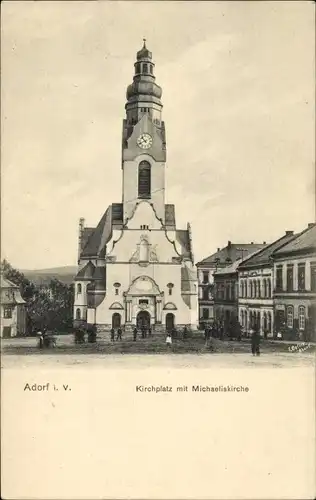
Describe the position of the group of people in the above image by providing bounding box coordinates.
[36,328,56,348]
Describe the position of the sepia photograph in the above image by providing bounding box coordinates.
[1,1,315,499]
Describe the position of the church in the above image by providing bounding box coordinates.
[73,41,198,333]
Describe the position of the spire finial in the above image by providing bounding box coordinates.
[143,38,146,48]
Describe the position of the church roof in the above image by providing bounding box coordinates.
[273,224,316,257]
[176,230,191,258]
[197,242,267,267]
[75,261,95,280]
[81,228,95,252]
[81,206,113,258]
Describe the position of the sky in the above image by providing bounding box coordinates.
[1,1,315,270]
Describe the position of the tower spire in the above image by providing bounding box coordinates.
[143,38,147,48]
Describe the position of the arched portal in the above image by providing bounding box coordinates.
[165,313,175,332]
[137,310,151,330]
[112,313,121,329]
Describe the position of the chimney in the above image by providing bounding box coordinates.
[217,248,220,252]
[251,242,254,244]
[308,223,315,229]
[227,241,231,248]
[263,241,266,244]
[285,230,294,236]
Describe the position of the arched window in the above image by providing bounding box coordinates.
[254,281,257,298]
[287,306,294,328]
[257,280,261,298]
[267,312,272,332]
[267,279,271,298]
[250,281,253,298]
[298,306,305,330]
[135,63,141,74]
[167,283,174,296]
[76,308,81,320]
[142,63,148,73]
[241,310,244,327]
[77,283,82,294]
[263,279,267,298]
[149,65,153,74]
[138,161,151,199]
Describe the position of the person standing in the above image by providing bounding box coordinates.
[117,327,122,341]
[166,333,172,347]
[251,325,260,356]
[182,325,188,340]
[133,327,137,342]
[110,328,115,342]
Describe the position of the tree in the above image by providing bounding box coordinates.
[1,260,74,334]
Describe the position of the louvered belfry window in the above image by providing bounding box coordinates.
[138,161,151,199]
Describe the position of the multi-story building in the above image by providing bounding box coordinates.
[238,231,298,337]
[73,42,198,332]
[197,241,266,326]
[273,223,316,341]
[1,275,26,338]
[213,259,240,328]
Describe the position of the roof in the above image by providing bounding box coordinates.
[197,243,267,267]
[214,258,243,275]
[176,230,191,258]
[273,224,316,257]
[81,228,95,252]
[238,232,298,269]
[81,205,114,258]
[181,265,197,291]
[75,261,95,280]
[0,275,19,289]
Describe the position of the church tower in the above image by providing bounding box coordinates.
[122,40,166,224]
[73,41,198,333]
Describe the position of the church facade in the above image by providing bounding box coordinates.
[73,42,198,332]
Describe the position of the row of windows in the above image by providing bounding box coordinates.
[240,309,272,332]
[275,263,316,292]
[286,305,306,330]
[135,62,153,75]
[127,116,161,126]
[215,283,236,301]
[239,278,272,299]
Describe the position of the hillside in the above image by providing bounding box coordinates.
[21,266,77,286]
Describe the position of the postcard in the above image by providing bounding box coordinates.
[1,1,315,499]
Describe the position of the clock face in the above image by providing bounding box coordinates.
[137,133,153,149]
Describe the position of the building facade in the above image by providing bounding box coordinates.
[273,224,316,341]
[1,276,26,338]
[238,231,297,337]
[73,42,198,332]
[197,241,266,326]
[213,260,240,328]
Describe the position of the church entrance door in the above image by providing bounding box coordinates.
[112,313,121,329]
[165,313,175,332]
[137,311,150,330]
